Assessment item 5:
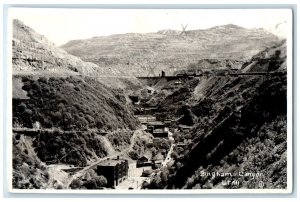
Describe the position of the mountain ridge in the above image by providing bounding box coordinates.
[61,24,280,76]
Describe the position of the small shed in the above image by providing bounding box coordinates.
[129,95,140,105]
[147,121,165,130]
[139,151,153,162]
[146,87,155,95]
[178,124,193,132]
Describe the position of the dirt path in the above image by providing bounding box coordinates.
[64,150,129,188]
[20,135,37,160]
[46,164,70,189]
[63,129,143,189]
[162,130,175,167]
[130,129,142,148]
[99,136,115,155]
[115,163,150,190]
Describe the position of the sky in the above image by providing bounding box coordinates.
[9,8,291,46]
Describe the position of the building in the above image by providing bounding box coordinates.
[129,95,140,105]
[146,86,155,95]
[136,115,157,124]
[177,142,188,149]
[136,151,153,168]
[174,81,183,86]
[201,69,214,77]
[178,124,193,132]
[215,69,229,76]
[96,157,129,187]
[147,121,165,130]
[146,121,169,138]
[151,153,164,169]
[152,129,169,138]
[163,119,173,127]
[139,151,152,162]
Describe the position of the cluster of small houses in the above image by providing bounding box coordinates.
[134,115,192,169]
[128,78,194,176]
[92,114,193,187]
[136,150,164,170]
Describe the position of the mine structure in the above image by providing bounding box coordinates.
[137,69,285,80]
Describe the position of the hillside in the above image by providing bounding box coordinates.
[12,20,140,189]
[13,76,138,131]
[61,24,279,76]
[241,40,287,72]
[12,19,99,76]
[140,42,287,189]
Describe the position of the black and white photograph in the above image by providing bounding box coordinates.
[8,7,292,193]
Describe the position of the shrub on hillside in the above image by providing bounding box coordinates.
[33,131,107,167]
[13,76,138,131]
[70,169,107,189]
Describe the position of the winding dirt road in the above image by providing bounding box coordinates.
[63,129,142,189]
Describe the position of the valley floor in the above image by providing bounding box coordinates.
[17,126,174,190]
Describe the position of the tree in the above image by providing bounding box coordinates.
[84,179,97,189]
[171,151,179,160]
[160,141,170,150]
[160,169,169,186]
[24,108,32,115]
[95,175,107,187]
[70,179,82,189]
[150,147,158,156]
[17,103,27,113]
[141,181,149,189]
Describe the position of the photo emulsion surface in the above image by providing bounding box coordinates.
[10,8,292,192]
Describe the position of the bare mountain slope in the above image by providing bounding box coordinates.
[12,19,99,76]
[241,40,287,72]
[61,24,279,76]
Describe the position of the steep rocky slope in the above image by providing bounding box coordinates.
[142,42,287,189]
[241,40,287,72]
[12,134,50,189]
[12,19,99,75]
[61,24,279,76]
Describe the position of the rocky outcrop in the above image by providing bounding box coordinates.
[12,19,99,76]
[241,40,287,72]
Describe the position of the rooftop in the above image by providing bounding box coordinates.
[148,121,165,126]
[179,124,193,129]
[98,158,127,167]
[153,129,167,133]
[141,151,153,160]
